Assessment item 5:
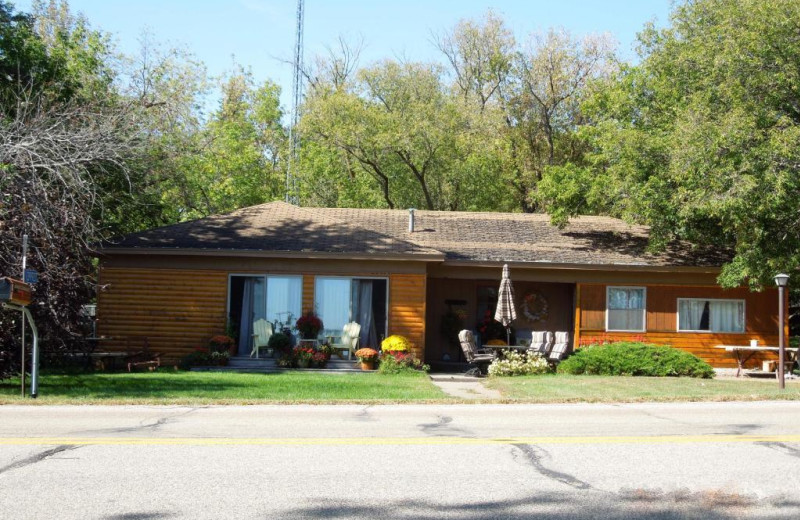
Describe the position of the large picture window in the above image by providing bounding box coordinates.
[314,276,388,349]
[606,287,646,332]
[678,298,744,333]
[228,274,302,356]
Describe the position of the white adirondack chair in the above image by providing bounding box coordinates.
[330,322,361,360]
[251,319,273,358]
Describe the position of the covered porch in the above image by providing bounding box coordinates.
[424,270,576,368]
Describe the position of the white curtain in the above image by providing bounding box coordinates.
[710,300,744,332]
[315,277,351,334]
[266,276,302,327]
[607,288,645,330]
[679,300,707,330]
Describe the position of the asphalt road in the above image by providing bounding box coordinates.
[1,402,799,519]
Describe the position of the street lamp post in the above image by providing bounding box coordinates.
[775,273,790,390]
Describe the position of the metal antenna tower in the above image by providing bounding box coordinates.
[286,0,304,205]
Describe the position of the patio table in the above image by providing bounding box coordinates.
[715,345,799,377]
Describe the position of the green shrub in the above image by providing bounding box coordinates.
[378,352,429,374]
[488,350,551,377]
[179,348,212,370]
[267,332,292,353]
[557,342,714,378]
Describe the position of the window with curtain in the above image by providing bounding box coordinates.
[266,275,302,328]
[678,298,744,333]
[606,287,646,331]
[315,277,352,334]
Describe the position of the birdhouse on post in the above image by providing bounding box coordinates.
[0,277,32,306]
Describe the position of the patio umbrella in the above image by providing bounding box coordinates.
[494,264,517,345]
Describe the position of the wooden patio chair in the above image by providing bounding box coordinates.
[251,319,273,358]
[330,322,361,360]
[125,337,161,372]
[548,331,571,366]
[458,329,494,376]
[528,331,554,356]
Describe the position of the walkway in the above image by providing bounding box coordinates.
[429,373,502,400]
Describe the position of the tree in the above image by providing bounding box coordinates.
[164,67,286,218]
[1,0,144,376]
[538,0,800,288]
[434,14,615,212]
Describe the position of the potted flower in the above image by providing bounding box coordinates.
[296,311,323,340]
[381,335,412,357]
[355,348,379,370]
[209,335,237,356]
[293,346,315,368]
[311,351,328,368]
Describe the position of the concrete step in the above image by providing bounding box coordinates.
[228,357,277,368]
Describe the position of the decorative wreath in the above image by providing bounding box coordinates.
[521,290,548,323]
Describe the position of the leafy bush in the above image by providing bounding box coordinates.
[379,351,429,374]
[381,335,411,353]
[488,350,550,376]
[179,348,212,369]
[267,332,292,353]
[557,342,714,378]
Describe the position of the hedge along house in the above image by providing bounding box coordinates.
[95,201,787,369]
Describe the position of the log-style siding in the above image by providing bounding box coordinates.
[97,267,228,362]
[389,274,427,360]
[97,263,429,362]
[575,283,785,368]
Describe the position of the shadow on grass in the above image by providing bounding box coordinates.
[0,371,442,401]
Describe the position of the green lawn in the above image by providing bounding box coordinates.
[0,371,449,405]
[485,374,800,402]
[3,371,800,405]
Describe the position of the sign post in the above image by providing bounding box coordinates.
[1,277,38,397]
[21,234,28,397]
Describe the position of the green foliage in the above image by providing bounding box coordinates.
[556,342,715,378]
[488,350,550,377]
[378,352,429,374]
[179,349,212,369]
[267,333,292,353]
[539,0,800,287]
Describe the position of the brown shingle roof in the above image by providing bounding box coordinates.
[103,201,729,267]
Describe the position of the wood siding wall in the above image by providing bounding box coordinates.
[97,263,428,362]
[575,283,785,368]
[389,274,427,360]
[96,267,228,361]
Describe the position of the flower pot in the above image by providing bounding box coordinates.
[360,360,375,371]
[297,358,311,369]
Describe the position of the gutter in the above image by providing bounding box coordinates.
[436,259,722,274]
[94,247,446,263]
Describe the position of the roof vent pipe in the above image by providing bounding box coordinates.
[408,208,416,233]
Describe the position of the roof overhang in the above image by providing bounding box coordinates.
[437,259,722,274]
[94,247,446,263]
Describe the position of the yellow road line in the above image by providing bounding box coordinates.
[0,434,798,446]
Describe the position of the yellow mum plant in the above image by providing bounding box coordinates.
[381,335,411,352]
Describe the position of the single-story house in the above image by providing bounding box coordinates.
[95,201,787,369]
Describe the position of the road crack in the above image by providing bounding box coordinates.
[512,443,593,490]
[0,445,79,475]
[755,441,800,459]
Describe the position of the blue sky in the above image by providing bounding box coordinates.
[15,1,673,115]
